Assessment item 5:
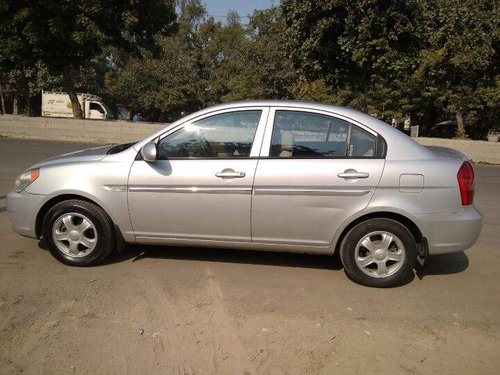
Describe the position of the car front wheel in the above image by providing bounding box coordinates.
[340,218,417,287]
[42,199,115,266]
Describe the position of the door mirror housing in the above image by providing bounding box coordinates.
[141,142,158,162]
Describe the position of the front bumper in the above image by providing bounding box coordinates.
[6,190,46,239]
[415,206,483,254]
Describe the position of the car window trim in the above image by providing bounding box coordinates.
[156,107,269,160]
[260,106,383,159]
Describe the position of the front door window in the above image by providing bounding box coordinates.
[158,110,262,159]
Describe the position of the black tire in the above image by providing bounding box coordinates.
[339,218,417,287]
[42,199,115,266]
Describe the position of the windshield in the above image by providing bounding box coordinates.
[100,102,112,114]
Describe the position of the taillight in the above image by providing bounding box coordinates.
[457,161,475,205]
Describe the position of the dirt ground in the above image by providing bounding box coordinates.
[0,138,499,374]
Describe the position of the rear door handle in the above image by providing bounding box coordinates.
[338,169,369,179]
[215,169,246,178]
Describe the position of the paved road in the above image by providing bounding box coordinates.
[0,138,499,374]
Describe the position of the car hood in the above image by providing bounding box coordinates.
[425,146,468,162]
[30,145,113,169]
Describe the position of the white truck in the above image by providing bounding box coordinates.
[41,90,114,120]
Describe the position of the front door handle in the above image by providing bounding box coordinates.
[216,169,246,178]
[338,169,369,179]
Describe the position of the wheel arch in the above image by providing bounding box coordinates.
[333,211,423,255]
[35,194,126,251]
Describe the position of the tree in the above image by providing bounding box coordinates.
[246,7,297,100]
[413,0,500,138]
[0,0,177,118]
[106,2,297,119]
[0,78,5,114]
[106,36,204,120]
[106,0,208,119]
[0,61,106,116]
[282,0,499,135]
[281,0,425,121]
[200,6,297,103]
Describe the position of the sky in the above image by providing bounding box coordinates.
[203,0,276,21]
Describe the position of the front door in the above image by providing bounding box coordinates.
[128,109,267,243]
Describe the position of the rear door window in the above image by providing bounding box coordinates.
[270,110,381,158]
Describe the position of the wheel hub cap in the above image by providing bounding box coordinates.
[374,249,387,260]
[52,213,97,258]
[354,231,406,278]
[69,230,81,241]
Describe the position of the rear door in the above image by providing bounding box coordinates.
[252,107,385,246]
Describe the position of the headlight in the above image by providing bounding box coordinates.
[14,169,40,193]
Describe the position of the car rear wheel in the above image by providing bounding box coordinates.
[340,218,417,287]
[42,200,115,266]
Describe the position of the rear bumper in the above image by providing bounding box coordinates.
[6,190,45,239]
[415,206,483,254]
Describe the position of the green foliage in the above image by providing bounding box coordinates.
[413,0,500,137]
[0,0,176,70]
[293,79,337,103]
[106,36,204,118]
[0,0,498,135]
[282,0,425,121]
[0,0,177,117]
[0,62,104,115]
[106,0,207,118]
[244,7,297,100]
[282,0,499,137]
[107,2,298,120]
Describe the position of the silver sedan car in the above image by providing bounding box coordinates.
[7,101,482,287]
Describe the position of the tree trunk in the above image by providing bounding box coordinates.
[12,93,18,115]
[0,79,6,115]
[62,66,84,119]
[455,111,466,139]
[25,83,31,116]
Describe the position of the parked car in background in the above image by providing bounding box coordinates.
[7,101,482,287]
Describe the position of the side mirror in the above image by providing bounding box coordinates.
[141,142,158,162]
